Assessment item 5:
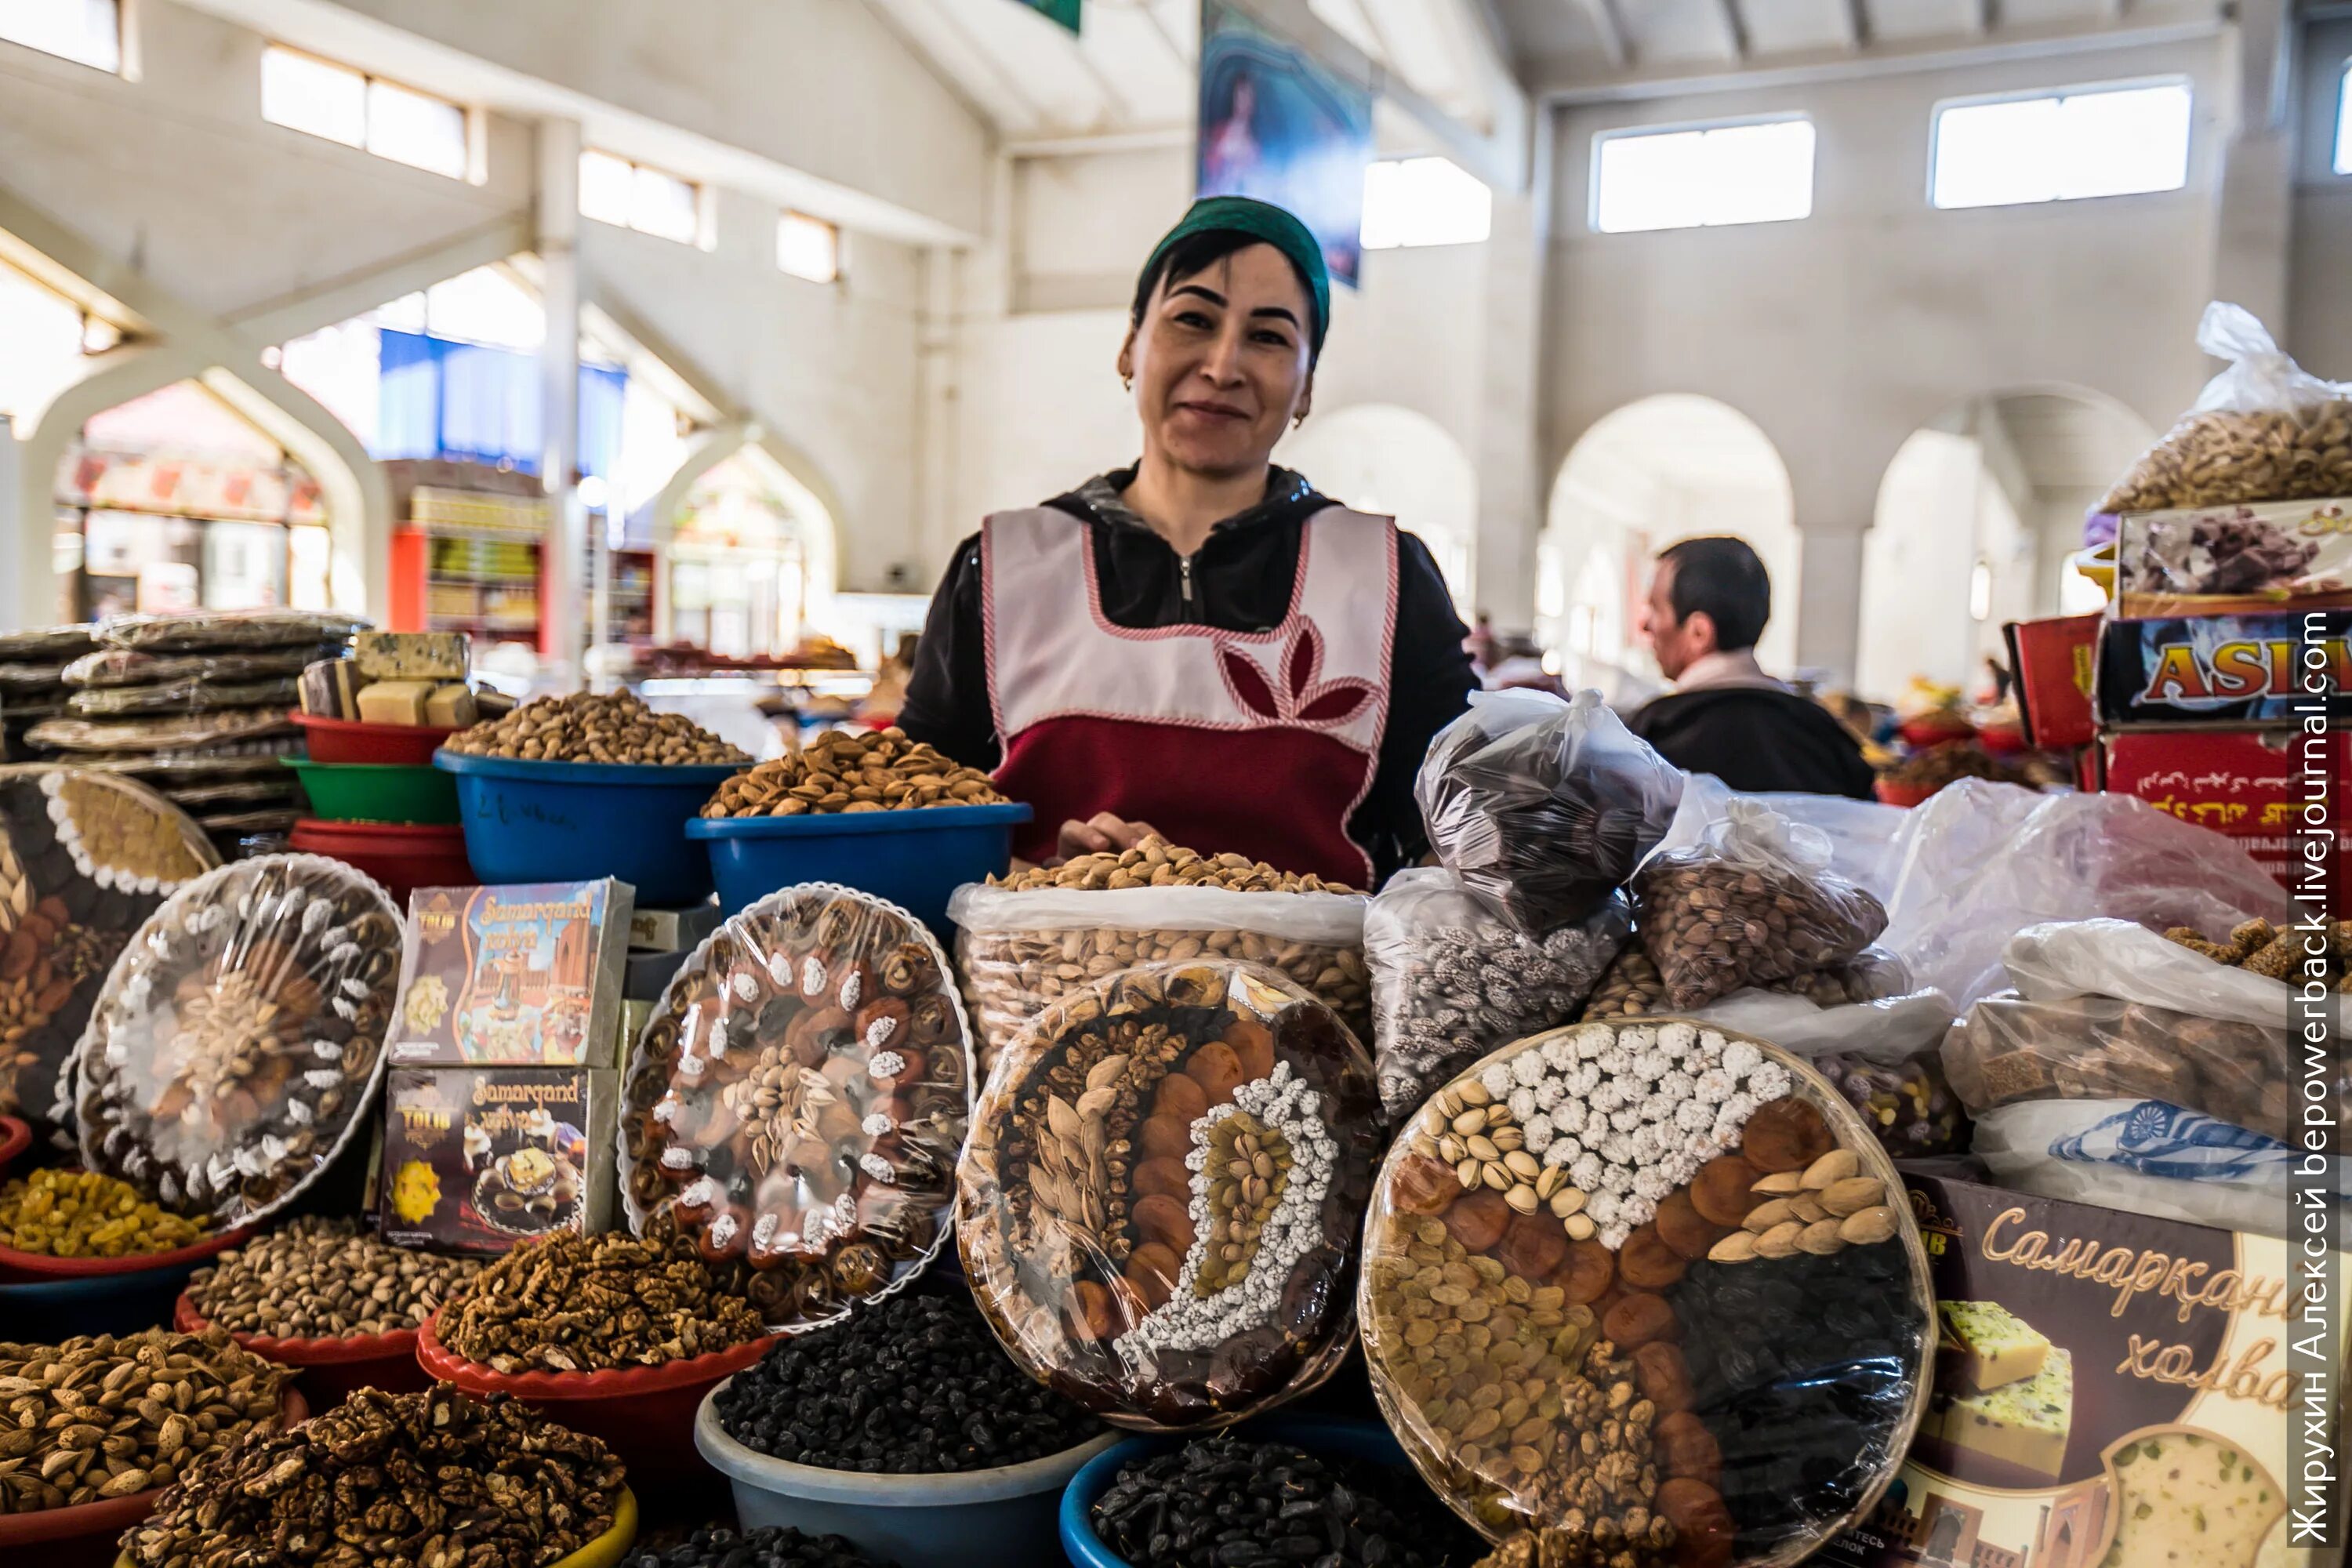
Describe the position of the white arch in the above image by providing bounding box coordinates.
[631,420,844,644]
[1279,402,1478,613]
[1543,394,1800,695]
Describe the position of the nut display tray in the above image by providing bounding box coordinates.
[1360,1020,1933,1566]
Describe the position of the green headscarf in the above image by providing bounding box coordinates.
[1136,196,1330,359]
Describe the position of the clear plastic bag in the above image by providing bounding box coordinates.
[947,880,1369,1083]
[67,677,302,717]
[1360,1022,1931,1552]
[2003,916,2347,1028]
[617,882,971,1333]
[2098,303,2352,514]
[1633,800,1889,1009]
[26,710,301,753]
[1878,782,2292,1009]
[1970,1098,2329,1239]
[1364,867,1626,1120]
[61,645,338,690]
[73,854,401,1225]
[97,609,366,652]
[1662,771,1908,902]
[0,626,96,661]
[1689,980,1968,1158]
[956,960,1381,1430]
[1415,689,1684,935]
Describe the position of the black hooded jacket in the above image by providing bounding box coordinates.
[898,466,1476,884]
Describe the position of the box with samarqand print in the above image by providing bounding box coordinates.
[377,1065,616,1253]
[389,879,634,1067]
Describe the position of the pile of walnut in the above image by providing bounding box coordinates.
[443,690,749,766]
[437,1230,765,1374]
[993,836,1352,894]
[120,1385,625,1568]
[2168,918,2351,989]
[701,727,1004,817]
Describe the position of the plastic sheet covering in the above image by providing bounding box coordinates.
[1416,690,1683,936]
[96,609,366,652]
[618,883,970,1333]
[1359,1022,1932,1556]
[947,880,1368,1084]
[1877,781,2292,1009]
[1692,981,1969,1159]
[1633,800,1888,1010]
[957,960,1380,1430]
[2002,916,2348,1029]
[67,677,302,717]
[2098,302,2352,514]
[25,710,301,754]
[61,645,337,689]
[74,854,401,1225]
[1364,867,1625,1120]
[1661,772,1908,902]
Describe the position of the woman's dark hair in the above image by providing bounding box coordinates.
[1659,535,1771,653]
[1131,230,1320,361]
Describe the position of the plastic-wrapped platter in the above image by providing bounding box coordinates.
[74,853,401,1225]
[1361,1020,1932,1566]
[959,960,1381,1430]
[619,883,970,1330]
[0,766,217,1135]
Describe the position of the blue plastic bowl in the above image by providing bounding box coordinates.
[686,802,1033,930]
[436,751,746,906]
[1060,1417,1414,1568]
[0,1265,202,1340]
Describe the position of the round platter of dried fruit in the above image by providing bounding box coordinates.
[619,881,972,1331]
[0,765,216,1141]
[72,853,402,1231]
[958,960,1383,1431]
[1360,1018,1933,1568]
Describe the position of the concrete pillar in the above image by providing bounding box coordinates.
[914,246,964,573]
[1794,526,1867,690]
[1472,107,1555,634]
[536,117,585,685]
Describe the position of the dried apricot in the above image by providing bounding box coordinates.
[1140,1113,1193,1160]
[1555,1239,1616,1305]
[1153,1073,1207,1123]
[1392,1154,1461,1217]
[1443,1188,1511,1253]
[1634,1342,1695,1415]
[1183,1041,1247,1105]
[1690,1155,1762,1227]
[1223,1018,1276,1080]
[1132,1192,1196,1253]
[1653,1189,1727,1261]
[1065,1279,1117,1342]
[1653,1410,1721,1482]
[1617,1224,1688,1290]
[1125,1242,1181,1308]
[1740,1096,1833,1173]
[1602,1291,1679,1348]
[1134,1157,1193,1200]
[1659,1476,1736,1568]
[1496,1213,1568,1280]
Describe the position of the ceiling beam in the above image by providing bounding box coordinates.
[1538,13,2217,103]
[1841,0,1870,49]
[1718,0,1749,59]
[1577,0,1631,68]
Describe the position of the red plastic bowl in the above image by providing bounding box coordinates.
[289,818,471,902]
[0,1387,306,1568]
[290,710,459,765]
[416,1312,772,1492]
[1977,723,2029,757]
[175,1293,431,1407]
[0,1225,247,1283]
[0,1116,28,1181]
[1896,713,1975,748]
[1874,779,1940,809]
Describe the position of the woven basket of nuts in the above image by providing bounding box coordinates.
[70,854,402,1232]
[958,960,1383,1432]
[1361,1018,1933,1565]
[946,836,1370,1082]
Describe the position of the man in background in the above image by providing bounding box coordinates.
[1628,536,1876,799]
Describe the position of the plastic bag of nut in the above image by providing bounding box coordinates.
[2098,302,2352,515]
[618,882,971,1332]
[1365,867,1627,1121]
[1415,690,1684,937]
[957,960,1383,1431]
[1632,800,1888,1011]
[947,840,1370,1084]
[71,853,402,1226]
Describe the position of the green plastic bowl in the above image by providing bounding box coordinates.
[285,760,461,825]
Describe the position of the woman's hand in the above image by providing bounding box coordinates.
[1054,811,1160,862]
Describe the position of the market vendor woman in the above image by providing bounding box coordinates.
[899,197,1476,887]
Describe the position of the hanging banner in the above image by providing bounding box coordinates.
[1196,0,1373,288]
[1016,0,1082,33]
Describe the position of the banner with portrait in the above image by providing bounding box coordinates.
[1196,0,1373,287]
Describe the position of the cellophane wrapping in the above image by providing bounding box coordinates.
[618,882,971,1332]
[957,960,1381,1431]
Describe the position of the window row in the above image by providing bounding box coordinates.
[1594,78,2209,234]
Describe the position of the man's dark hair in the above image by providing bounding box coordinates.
[1131,231,1321,361]
[1659,535,1770,653]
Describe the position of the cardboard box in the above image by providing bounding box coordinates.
[1820,1173,2347,1568]
[377,1066,616,1254]
[2101,727,2349,913]
[390,880,634,1067]
[2096,610,2350,728]
[627,900,721,954]
[2114,497,2352,619]
[2005,614,2101,750]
